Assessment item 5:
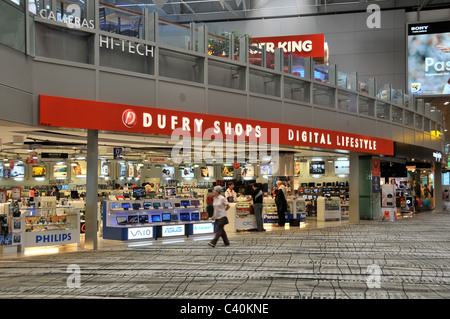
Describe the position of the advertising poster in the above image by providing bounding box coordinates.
[294,161,301,176]
[260,165,272,176]
[181,165,195,178]
[241,165,255,178]
[32,166,46,177]
[408,21,450,95]
[162,166,174,178]
[221,165,234,177]
[53,164,67,178]
[201,166,214,178]
[11,165,25,178]
[72,161,87,175]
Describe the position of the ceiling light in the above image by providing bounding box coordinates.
[444,102,449,105]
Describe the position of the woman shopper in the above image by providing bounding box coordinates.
[275,181,287,227]
[208,186,231,248]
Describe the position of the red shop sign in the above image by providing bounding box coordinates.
[252,34,325,58]
[39,95,394,156]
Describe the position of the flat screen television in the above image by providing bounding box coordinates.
[171,214,179,221]
[32,166,46,177]
[162,213,171,222]
[181,200,190,207]
[201,212,209,220]
[143,202,152,209]
[163,202,172,209]
[153,202,161,209]
[191,200,200,207]
[174,203,181,208]
[132,203,141,210]
[191,212,199,221]
[139,215,149,223]
[151,215,161,222]
[116,216,127,225]
[133,187,146,198]
[127,215,138,224]
[165,187,176,197]
[180,212,190,221]
[122,202,131,210]
[110,202,120,209]
[162,166,175,178]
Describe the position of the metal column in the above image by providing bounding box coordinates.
[85,129,99,250]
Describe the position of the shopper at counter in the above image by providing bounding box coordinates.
[209,186,230,248]
[275,181,287,227]
[225,182,237,203]
[49,186,60,200]
[111,183,123,196]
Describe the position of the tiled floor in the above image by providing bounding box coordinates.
[0,210,449,299]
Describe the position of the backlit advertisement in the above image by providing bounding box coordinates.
[408,21,450,95]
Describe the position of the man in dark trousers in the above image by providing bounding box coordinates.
[275,181,287,227]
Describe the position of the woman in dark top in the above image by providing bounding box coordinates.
[251,183,265,232]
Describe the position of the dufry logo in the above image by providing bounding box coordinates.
[122,109,138,128]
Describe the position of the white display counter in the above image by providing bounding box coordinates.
[317,197,341,221]
[226,202,257,232]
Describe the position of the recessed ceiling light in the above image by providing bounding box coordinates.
[444,102,449,105]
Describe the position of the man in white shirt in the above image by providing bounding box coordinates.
[224,182,237,203]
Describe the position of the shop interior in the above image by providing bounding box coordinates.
[0,119,436,254]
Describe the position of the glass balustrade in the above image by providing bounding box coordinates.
[0,0,445,137]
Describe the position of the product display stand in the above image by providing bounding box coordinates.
[20,197,81,252]
[103,198,214,241]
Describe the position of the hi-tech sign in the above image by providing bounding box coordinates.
[408,21,450,95]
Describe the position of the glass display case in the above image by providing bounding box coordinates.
[19,198,81,251]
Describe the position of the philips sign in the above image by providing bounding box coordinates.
[162,225,185,237]
[193,223,214,235]
[36,233,72,244]
[128,227,153,240]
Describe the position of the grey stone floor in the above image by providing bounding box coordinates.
[0,211,449,300]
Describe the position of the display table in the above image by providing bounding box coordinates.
[226,202,257,232]
[102,198,214,240]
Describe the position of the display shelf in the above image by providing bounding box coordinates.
[18,198,81,251]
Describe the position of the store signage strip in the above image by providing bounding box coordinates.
[39,95,394,155]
